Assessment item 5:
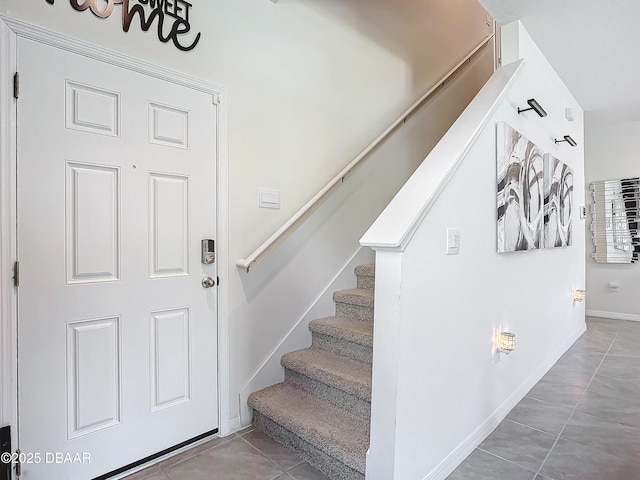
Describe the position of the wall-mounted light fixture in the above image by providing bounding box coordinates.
[497,332,516,354]
[573,289,586,302]
[517,98,547,117]
[555,135,577,147]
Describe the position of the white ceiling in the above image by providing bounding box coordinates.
[480,0,640,128]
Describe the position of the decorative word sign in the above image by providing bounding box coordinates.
[45,0,201,52]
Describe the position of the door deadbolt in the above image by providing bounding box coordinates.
[202,276,216,288]
[201,239,215,264]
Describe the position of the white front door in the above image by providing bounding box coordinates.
[16,37,218,479]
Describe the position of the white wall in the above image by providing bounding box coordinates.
[584,119,640,320]
[0,0,494,428]
[363,22,585,479]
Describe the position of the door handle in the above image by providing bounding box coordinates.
[202,276,216,288]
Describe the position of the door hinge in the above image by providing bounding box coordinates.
[212,93,220,105]
[13,261,19,287]
[13,72,19,99]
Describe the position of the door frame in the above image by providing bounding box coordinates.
[0,15,232,463]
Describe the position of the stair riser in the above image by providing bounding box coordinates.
[285,369,371,421]
[356,275,375,291]
[312,332,373,364]
[253,411,365,480]
[335,302,373,323]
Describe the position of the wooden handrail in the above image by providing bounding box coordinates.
[237,33,495,273]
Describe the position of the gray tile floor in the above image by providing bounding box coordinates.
[448,317,640,480]
[123,426,330,480]
[127,317,640,480]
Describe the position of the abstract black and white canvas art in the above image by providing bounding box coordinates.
[496,122,544,253]
[543,154,573,247]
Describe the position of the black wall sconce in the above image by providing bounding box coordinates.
[555,135,577,147]
[517,98,547,117]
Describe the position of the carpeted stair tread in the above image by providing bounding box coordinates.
[354,264,374,278]
[282,348,372,401]
[333,289,374,308]
[354,264,374,275]
[309,317,373,347]
[248,383,369,474]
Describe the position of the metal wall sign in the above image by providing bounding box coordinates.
[45,0,201,52]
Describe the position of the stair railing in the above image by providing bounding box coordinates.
[237,33,495,273]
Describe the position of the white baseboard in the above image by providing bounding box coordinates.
[586,310,640,322]
[227,416,241,434]
[423,323,586,480]
[237,247,374,427]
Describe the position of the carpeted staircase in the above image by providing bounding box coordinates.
[248,264,375,480]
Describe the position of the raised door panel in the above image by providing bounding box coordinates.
[66,317,121,439]
[66,162,120,284]
[66,81,120,137]
[150,308,191,411]
[149,172,190,278]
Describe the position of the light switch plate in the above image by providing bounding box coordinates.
[258,188,281,209]
[446,228,460,255]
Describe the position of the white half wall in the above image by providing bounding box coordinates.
[363,22,585,479]
[585,118,640,319]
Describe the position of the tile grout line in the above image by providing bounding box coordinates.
[522,391,577,408]
[235,430,305,474]
[532,330,618,479]
[503,418,566,438]
[474,447,540,477]
[134,429,306,480]
[125,433,239,479]
[154,434,238,474]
